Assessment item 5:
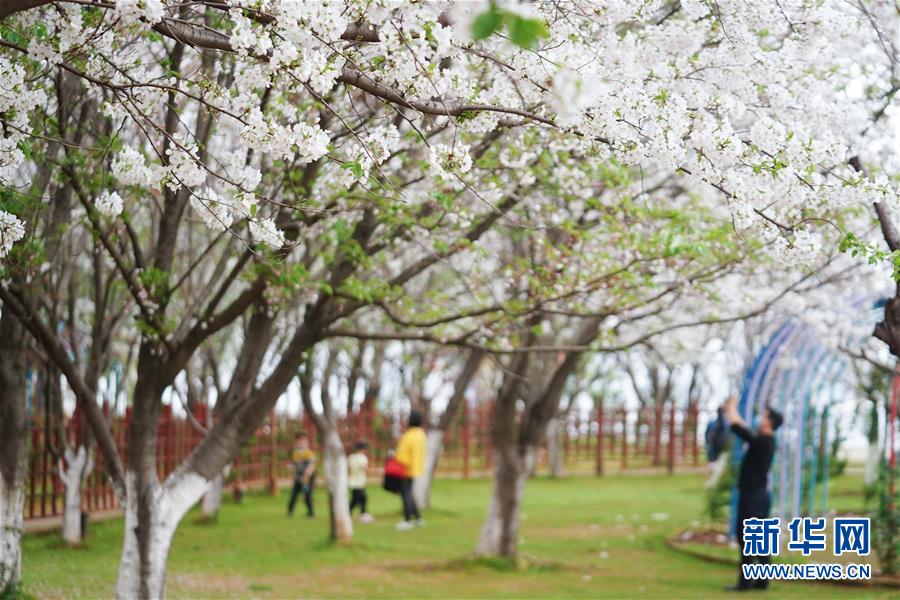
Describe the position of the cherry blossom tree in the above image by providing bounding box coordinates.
[0,0,898,595]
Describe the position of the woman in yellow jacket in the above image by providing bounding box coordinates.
[395,410,426,530]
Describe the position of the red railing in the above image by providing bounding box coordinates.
[25,400,703,521]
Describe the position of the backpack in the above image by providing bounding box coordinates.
[705,413,729,462]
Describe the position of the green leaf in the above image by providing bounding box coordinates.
[653,88,669,106]
[472,7,503,40]
[1,26,25,47]
[507,15,548,49]
[343,160,364,179]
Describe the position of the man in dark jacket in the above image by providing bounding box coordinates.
[724,396,783,591]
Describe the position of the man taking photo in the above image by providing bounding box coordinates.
[724,397,784,591]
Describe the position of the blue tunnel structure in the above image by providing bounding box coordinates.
[729,300,885,536]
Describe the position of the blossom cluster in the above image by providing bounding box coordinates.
[0,211,26,260]
[0,56,46,186]
[0,0,896,275]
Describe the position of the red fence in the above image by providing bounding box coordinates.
[25,401,703,521]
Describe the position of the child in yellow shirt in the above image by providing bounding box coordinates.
[288,433,316,517]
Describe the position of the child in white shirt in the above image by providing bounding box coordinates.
[348,439,374,523]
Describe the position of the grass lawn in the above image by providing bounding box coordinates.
[21,471,889,599]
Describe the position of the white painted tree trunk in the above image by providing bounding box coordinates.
[323,429,353,542]
[0,311,27,593]
[865,439,881,489]
[0,472,25,592]
[200,468,229,519]
[475,447,535,557]
[59,445,93,545]
[116,471,209,599]
[413,430,444,509]
[546,417,564,478]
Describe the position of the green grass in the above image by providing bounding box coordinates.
[21,472,889,599]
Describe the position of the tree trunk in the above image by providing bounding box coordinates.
[59,445,93,545]
[653,404,663,466]
[116,346,210,599]
[296,347,353,542]
[546,417,564,478]
[323,428,353,542]
[116,471,208,599]
[667,398,676,476]
[864,402,880,490]
[865,439,881,489]
[473,318,599,559]
[874,295,900,359]
[475,445,535,557]
[0,311,28,592]
[413,429,444,509]
[414,350,484,508]
[0,472,24,595]
[200,470,226,519]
